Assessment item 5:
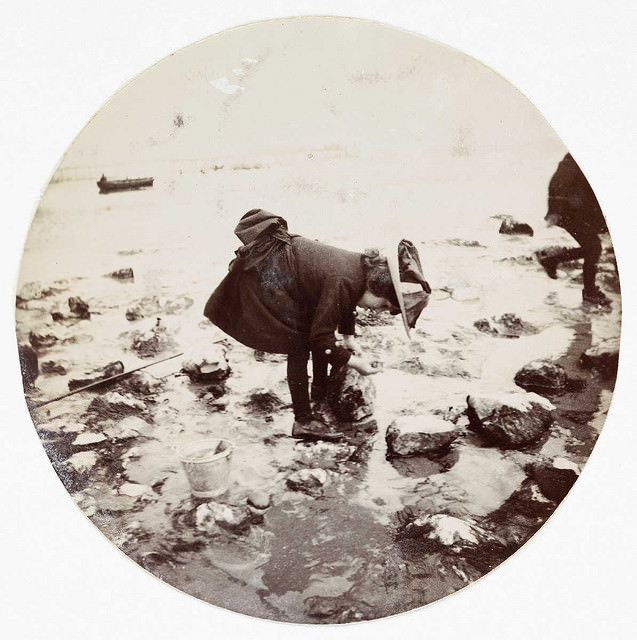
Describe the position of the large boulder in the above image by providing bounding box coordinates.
[195,502,253,535]
[68,361,125,391]
[466,392,554,449]
[514,359,568,394]
[327,366,375,421]
[498,217,534,236]
[181,344,230,383]
[579,337,620,380]
[385,415,460,457]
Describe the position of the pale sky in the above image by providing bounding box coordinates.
[62,17,564,168]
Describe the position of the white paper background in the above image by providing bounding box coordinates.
[2,1,636,637]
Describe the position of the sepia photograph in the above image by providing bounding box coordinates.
[4,2,636,637]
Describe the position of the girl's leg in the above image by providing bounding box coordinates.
[310,349,329,402]
[287,351,311,421]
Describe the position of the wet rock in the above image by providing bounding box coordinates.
[195,502,252,534]
[120,371,165,396]
[106,267,134,280]
[87,392,146,419]
[474,313,538,338]
[66,451,99,474]
[72,432,107,447]
[105,416,151,441]
[304,595,374,622]
[514,359,568,394]
[126,304,144,321]
[244,388,284,414]
[386,415,460,457]
[466,392,554,449]
[41,360,67,376]
[18,344,39,389]
[355,309,394,327]
[286,468,328,496]
[181,344,230,383]
[327,366,375,421]
[68,361,125,391]
[527,458,579,502]
[294,441,356,469]
[246,490,272,511]
[127,295,194,317]
[28,330,58,350]
[119,482,151,498]
[446,238,485,248]
[130,320,178,359]
[253,350,286,363]
[579,337,620,379]
[498,217,534,236]
[68,296,90,319]
[16,281,64,306]
[402,513,481,547]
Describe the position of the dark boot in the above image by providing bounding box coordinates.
[291,414,344,441]
[582,287,611,306]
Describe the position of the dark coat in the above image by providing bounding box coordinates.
[204,217,365,367]
[547,153,607,236]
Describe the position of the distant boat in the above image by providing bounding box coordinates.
[97,174,154,193]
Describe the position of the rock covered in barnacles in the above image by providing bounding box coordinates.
[130,319,177,359]
[386,415,460,457]
[286,468,328,496]
[466,392,554,449]
[514,359,568,394]
[181,344,230,383]
[243,388,284,414]
[327,366,375,421]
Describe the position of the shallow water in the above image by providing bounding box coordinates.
[17,156,620,622]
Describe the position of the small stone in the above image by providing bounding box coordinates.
[514,359,568,394]
[474,313,538,338]
[41,360,67,376]
[498,217,534,236]
[119,482,150,498]
[327,366,375,422]
[129,320,177,359]
[244,388,284,413]
[126,305,144,321]
[28,331,58,350]
[73,432,107,446]
[286,468,328,496]
[246,490,272,510]
[66,451,99,474]
[294,441,356,468]
[106,267,134,280]
[68,361,125,391]
[68,296,90,319]
[467,392,554,449]
[196,502,252,534]
[181,344,230,383]
[386,415,460,457]
[87,392,146,419]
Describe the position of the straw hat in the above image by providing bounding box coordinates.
[386,239,431,339]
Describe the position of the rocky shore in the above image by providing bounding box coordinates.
[15,228,620,623]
